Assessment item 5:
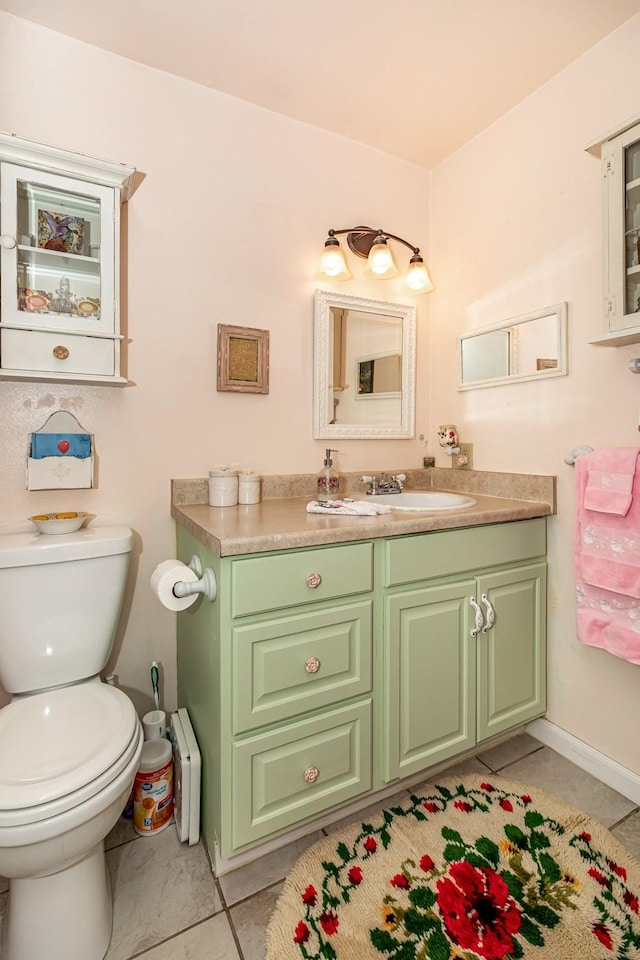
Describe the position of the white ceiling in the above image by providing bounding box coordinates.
[2,0,640,168]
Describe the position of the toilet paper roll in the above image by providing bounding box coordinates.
[150,559,199,612]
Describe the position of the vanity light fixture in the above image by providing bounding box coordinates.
[317,225,434,294]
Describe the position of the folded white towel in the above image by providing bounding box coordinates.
[306,499,392,516]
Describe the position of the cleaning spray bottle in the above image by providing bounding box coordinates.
[317,448,340,502]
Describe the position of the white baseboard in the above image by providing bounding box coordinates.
[526,718,640,805]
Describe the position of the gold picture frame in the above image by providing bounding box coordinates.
[217,323,270,394]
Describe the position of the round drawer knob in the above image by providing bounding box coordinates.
[0,234,16,250]
[52,345,70,360]
[304,766,319,783]
[305,656,321,674]
[306,572,322,589]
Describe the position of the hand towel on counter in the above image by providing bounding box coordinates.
[583,447,640,516]
[306,499,392,516]
[575,448,640,663]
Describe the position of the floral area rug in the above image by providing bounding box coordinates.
[265,773,640,960]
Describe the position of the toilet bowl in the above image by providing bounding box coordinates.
[0,682,143,960]
[0,527,142,960]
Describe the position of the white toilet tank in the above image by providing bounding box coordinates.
[0,526,132,694]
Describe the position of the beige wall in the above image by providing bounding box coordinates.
[429,15,640,773]
[0,14,430,715]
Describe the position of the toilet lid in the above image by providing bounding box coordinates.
[0,683,139,811]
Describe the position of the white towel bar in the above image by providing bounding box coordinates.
[564,445,594,465]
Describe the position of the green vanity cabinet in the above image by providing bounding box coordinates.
[383,519,547,782]
[176,516,547,867]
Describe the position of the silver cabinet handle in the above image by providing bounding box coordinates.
[306,572,322,589]
[481,594,495,632]
[304,766,319,783]
[470,596,484,637]
[305,656,321,674]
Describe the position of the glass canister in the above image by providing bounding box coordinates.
[238,472,261,504]
[208,467,239,506]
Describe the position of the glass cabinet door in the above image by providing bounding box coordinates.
[624,136,640,319]
[0,163,115,336]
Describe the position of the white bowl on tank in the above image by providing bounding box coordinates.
[0,527,142,960]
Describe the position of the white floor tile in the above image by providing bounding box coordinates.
[135,913,241,959]
[477,732,543,771]
[611,810,640,862]
[230,883,283,960]
[498,745,637,828]
[105,829,221,960]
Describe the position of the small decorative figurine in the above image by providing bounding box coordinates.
[49,276,76,314]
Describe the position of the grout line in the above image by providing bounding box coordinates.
[226,905,247,960]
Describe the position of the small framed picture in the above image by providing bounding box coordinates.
[217,324,269,394]
[38,209,86,255]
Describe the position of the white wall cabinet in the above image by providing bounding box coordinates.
[0,133,135,383]
[589,117,640,345]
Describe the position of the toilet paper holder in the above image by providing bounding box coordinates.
[173,555,217,603]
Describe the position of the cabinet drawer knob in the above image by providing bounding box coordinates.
[52,345,70,360]
[305,656,321,674]
[306,572,322,589]
[304,765,320,783]
[0,234,16,250]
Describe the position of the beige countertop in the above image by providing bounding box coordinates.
[172,469,555,557]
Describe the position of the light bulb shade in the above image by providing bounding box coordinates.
[404,254,434,294]
[318,237,351,280]
[364,236,398,278]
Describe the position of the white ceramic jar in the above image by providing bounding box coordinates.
[208,468,239,507]
[238,472,261,504]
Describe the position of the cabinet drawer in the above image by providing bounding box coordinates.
[232,600,372,733]
[231,699,371,849]
[231,541,373,617]
[385,518,546,587]
[1,328,115,376]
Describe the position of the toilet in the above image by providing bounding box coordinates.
[0,526,143,960]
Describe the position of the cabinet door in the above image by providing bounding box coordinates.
[384,580,476,782]
[0,162,116,337]
[476,562,546,742]
[601,124,640,341]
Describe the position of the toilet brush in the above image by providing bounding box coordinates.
[151,661,160,710]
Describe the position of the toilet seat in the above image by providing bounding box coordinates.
[0,684,139,827]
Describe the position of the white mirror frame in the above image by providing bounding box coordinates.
[457,302,568,390]
[313,289,416,439]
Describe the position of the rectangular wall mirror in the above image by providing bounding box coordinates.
[458,303,568,390]
[313,290,416,439]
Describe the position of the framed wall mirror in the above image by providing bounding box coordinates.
[313,289,416,439]
[457,303,568,390]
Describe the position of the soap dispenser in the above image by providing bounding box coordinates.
[317,448,340,502]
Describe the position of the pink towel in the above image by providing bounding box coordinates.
[575,449,640,662]
[583,447,640,516]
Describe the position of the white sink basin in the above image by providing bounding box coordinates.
[372,492,476,511]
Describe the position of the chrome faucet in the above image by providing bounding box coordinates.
[359,473,406,495]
